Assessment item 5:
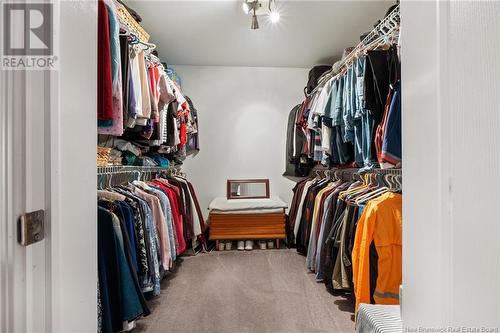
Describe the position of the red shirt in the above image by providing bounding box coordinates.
[98,0,113,121]
[151,180,186,254]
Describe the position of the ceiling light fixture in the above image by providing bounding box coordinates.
[242,0,280,30]
[251,11,259,29]
[242,1,250,14]
[269,11,280,23]
[268,0,280,23]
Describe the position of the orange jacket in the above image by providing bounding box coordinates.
[352,192,402,314]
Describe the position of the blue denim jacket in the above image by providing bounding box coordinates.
[331,76,345,127]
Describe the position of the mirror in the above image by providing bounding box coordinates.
[226,179,270,199]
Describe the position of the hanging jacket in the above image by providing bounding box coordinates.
[284,103,314,178]
[351,192,402,314]
[380,81,401,165]
[283,104,302,177]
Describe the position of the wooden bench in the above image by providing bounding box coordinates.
[209,209,286,250]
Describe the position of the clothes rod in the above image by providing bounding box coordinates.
[315,167,402,177]
[97,165,176,175]
[309,4,400,96]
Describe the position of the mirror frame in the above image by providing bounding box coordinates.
[226,179,270,200]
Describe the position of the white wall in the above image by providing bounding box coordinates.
[402,0,500,329]
[172,65,309,219]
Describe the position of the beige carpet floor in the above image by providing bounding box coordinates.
[135,249,355,333]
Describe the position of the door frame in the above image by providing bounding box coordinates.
[0,1,98,332]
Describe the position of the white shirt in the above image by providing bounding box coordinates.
[293,180,316,238]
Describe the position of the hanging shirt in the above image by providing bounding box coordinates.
[97,0,113,122]
[132,186,172,270]
[157,72,176,112]
[343,65,356,143]
[186,180,206,243]
[119,35,130,118]
[151,180,186,255]
[148,64,161,122]
[179,177,202,238]
[354,57,366,119]
[306,182,337,270]
[310,78,334,118]
[381,81,401,166]
[127,46,143,128]
[331,76,345,127]
[97,208,144,330]
[144,184,177,263]
[136,51,151,126]
[98,0,124,135]
[293,179,316,239]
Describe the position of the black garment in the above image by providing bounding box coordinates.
[168,177,193,244]
[364,47,400,121]
[337,204,357,290]
[116,203,151,316]
[364,50,389,121]
[369,241,379,304]
[295,181,315,254]
[363,47,399,163]
[125,197,149,277]
[148,122,161,141]
[286,178,310,245]
[284,104,312,178]
[119,35,130,116]
[187,180,205,243]
[98,207,123,333]
[114,187,154,287]
[179,180,194,241]
[283,104,302,177]
[120,125,152,142]
[346,205,360,288]
[306,65,332,94]
[323,199,347,291]
[166,101,178,146]
[185,96,200,152]
[315,185,338,280]
[99,201,151,318]
[296,179,329,254]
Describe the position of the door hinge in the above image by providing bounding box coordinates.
[17,209,45,246]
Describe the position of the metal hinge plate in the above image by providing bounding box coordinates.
[18,209,45,246]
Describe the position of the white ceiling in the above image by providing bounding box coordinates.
[125,1,393,68]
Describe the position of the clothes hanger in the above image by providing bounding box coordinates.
[139,41,156,52]
[128,33,139,44]
[119,23,132,36]
[367,173,376,187]
[339,173,370,199]
[97,174,103,190]
[107,172,113,189]
[395,174,402,192]
[333,169,341,181]
[355,186,389,205]
[384,173,394,191]
[115,172,122,187]
[350,172,386,203]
